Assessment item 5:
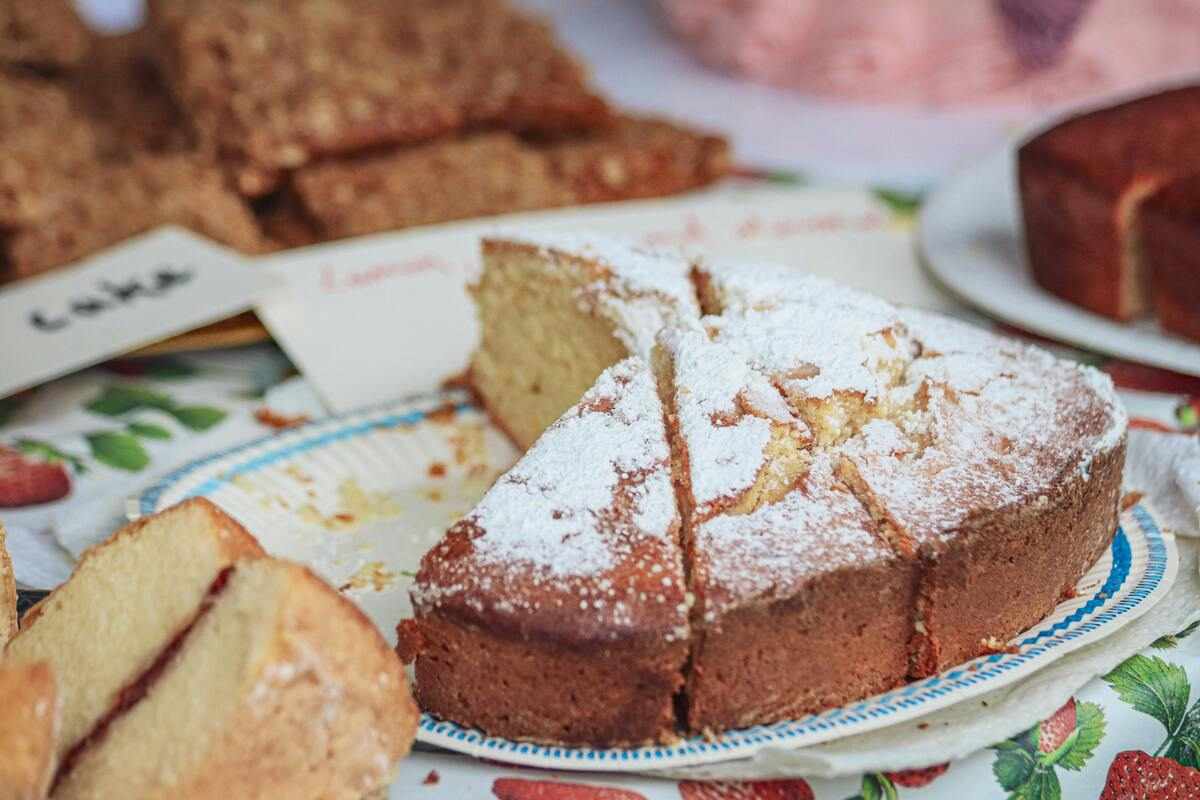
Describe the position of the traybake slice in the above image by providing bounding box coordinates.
[408,357,689,746]
[4,498,265,762]
[471,233,698,449]
[53,559,415,800]
[0,662,59,800]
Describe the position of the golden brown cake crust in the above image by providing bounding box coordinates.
[0,661,59,800]
[0,522,15,649]
[418,240,1128,745]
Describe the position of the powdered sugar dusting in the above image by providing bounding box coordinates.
[489,230,699,357]
[697,455,893,616]
[465,357,674,575]
[660,324,796,513]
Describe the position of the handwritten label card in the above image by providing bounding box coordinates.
[256,185,962,413]
[0,227,278,398]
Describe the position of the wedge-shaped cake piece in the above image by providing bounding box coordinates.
[54,559,416,800]
[688,456,916,732]
[473,233,699,449]
[410,357,688,745]
[5,498,265,762]
[840,311,1127,676]
[655,326,912,732]
[0,662,59,800]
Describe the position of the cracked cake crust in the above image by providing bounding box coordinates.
[408,236,1128,745]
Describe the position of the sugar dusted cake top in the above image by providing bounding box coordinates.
[413,356,689,646]
[484,231,700,356]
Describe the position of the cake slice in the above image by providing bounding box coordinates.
[838,311,1127,676]
[687,456,916,732]
[0,662,59,800]
[1017,86,1200,321]
[1,522,15,648]
[53,559,416,800]
[654,324,913,732]
[4,498,266,762]
[408,357,689,745]
[1136,174,1200,341]
[472,233,699,449]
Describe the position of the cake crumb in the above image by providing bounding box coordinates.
[422,770,439,786]
[1120,490,1144,511]
[339,561,395,593]
[428,462,447,478]
[254,407,310,430]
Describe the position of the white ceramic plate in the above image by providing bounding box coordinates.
[918,145,1200,376]
[140,393,1178,771]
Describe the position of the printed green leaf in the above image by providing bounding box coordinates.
[127,422,171,440]
[993,743,1037,791]
[859,774,897,800]
[15,438,87,474]
[1055,701,1105,771]
[86,385,172,416]
[766,170,807,185]
[1012,767,1061,800]
[169,406,227,431]
[86,431,149,472]
[1104,655,1190,735]
[1166,698,1200,768]
[1152,619,1200,649]
[873,188,923,217]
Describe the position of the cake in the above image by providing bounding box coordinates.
[1017,85,1200,339]
[408,357,688,745]
[0,662,59,800]
[1,522,15,648]
[286,116,730,243]
[1136,174,1200,342]
[6,498,418,798]
[470,233,700,449]
[148,0,610,195]
[404,234,1128,745]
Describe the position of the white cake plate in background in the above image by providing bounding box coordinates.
[918,145,1200,377]
[138,391,1178,772]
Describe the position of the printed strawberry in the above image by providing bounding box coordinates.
[1100,750,1200,799]
[990,698,1105,799]
[678,779,814,800]
[492,777,647,800]
[1037,698,1077,756]
[0,445,70,507]
[883,762,949,787]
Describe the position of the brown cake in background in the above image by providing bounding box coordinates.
[1137,174,1200,342]
[1018,86,1200,341]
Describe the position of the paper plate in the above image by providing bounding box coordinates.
[918,144,1200,376]
[139,393,1177,771]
